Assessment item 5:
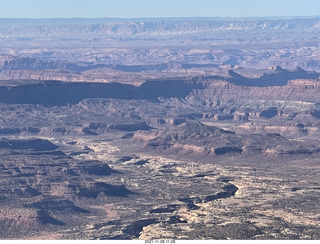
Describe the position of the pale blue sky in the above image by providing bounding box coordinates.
[0,0,320,18]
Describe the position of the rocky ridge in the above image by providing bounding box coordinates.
[1,17,320,240]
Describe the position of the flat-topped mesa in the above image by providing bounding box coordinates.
[287,79,320,86]
[212,79,320,88]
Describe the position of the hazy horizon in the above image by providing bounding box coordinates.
[1,0,320,19]
[1,15,320,20]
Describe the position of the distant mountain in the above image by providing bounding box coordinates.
[1,17,320,73]
[1,17,320,31]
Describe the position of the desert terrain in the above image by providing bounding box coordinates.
[0,17,320,239]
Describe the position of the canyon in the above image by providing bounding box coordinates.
[0,17,320,240]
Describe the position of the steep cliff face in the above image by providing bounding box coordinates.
[227,68,320,87]
[0,80,199,106]
[0,75,319,136]
[191,79,320,107]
